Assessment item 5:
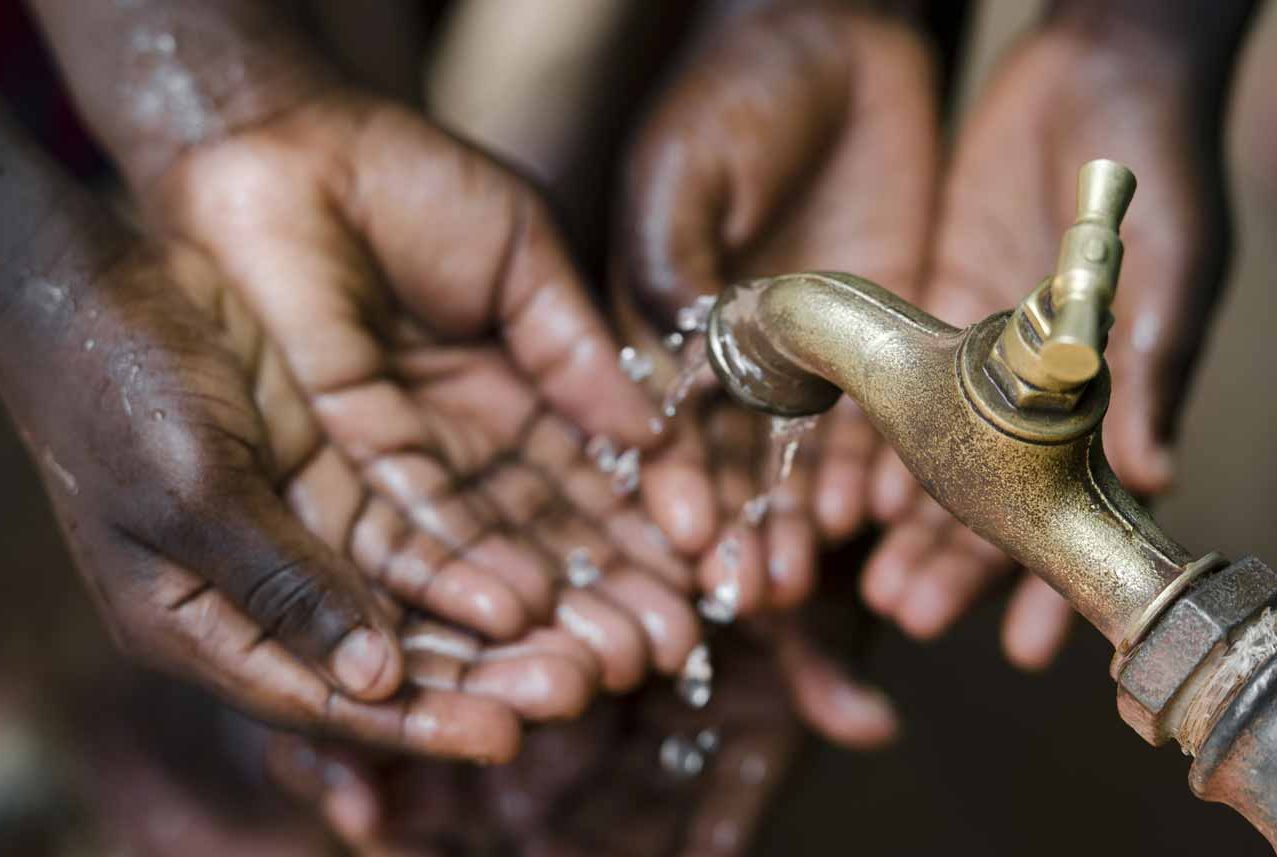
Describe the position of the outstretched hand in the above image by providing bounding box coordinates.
[860,23,1231,669]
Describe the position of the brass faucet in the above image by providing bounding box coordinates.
[705,160,1277,848]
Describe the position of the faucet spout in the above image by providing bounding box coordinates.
[707,271,1190,644]
[703,159,1277,847]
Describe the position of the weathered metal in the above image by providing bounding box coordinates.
[704,159,1277,848]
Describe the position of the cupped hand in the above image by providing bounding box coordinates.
[615,3,940,615]
[861,24,1230,669]
[264,623,815,856]
[142,89,713,708]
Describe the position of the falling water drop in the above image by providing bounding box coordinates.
[677,643,713,709]
[586,436,618,473]
[618,346,654,383]
[564,547,602,588]
[612,447,641,495]
[659,734,705,780]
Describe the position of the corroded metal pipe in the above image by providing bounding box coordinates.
[704,160,1277,849]
[707,270,1189,644]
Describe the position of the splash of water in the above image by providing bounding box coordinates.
[564,547,602,588]
[677,643,713,709]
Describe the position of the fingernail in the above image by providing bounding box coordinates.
[331,628,391,696]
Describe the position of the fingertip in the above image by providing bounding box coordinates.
[869,452,918,523]
[644,461,716,554]
[1002,577,1073,672]
[404,692,523,764]
[330,628,403,701]
[320,766,381,843]
[814,459,867,542]
[765,514,818,610]
[895,575,955,641]
[698,526,767,617]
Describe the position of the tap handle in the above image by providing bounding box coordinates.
[1041,159,1137,384]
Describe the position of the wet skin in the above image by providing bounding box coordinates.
[2,90,714,764]
[860,14,1241,670]
[266,625,804,857]
[619,1,1247,671]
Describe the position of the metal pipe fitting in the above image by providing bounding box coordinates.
[703,160,1277,849]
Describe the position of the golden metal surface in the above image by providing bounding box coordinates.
[706,271,1191,643]
[988,160,1135,406]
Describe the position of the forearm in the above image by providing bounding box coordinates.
[1046,0,1258,102]
[26,0,339,191]
[0,109,133,413]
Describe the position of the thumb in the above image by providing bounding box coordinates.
[1104,201,1228,495]
[141,461,403,701]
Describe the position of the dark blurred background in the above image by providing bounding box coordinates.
[1,0,1275,854]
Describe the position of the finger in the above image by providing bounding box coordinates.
[813,398,875,541]
[554,588,650,693]
[641,419,718,555]
[868,446,920,524]
[619,7,849,328]
[596,567,701,675]
[136,452,402,701]
[775,621,898,750]
[676,729,797,857]
[859,497,950,615]
[142,561,521,762]
[1001,575,1075,671]
[893,523,1013,640]
[266,734,382,845]
[763,511,818,610]
[761,419,819,608]
[402,616,596,722]
[1104,218,1218,495]
[338,113,659,449]
[699,524,768,619]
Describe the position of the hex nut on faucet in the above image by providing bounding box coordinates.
[1117,557,1277,747]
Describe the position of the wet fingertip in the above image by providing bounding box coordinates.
[895,577,954,641]
[868,455,918,523]
[320,769,380,842]
[644,464,716,554]
[331,628,403,701]
[860,553,908,615]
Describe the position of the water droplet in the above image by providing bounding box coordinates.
[83,339,95,352]
[742,494,770,526]
[648,416,666,435]
[41,448,78,496]
[564,547,602,588]
[677,643,713,709]
[695,728,721,754]
[676,295,717,333]
[612,447,640,495]
[659,734,705,779]
[716,536,742,571]
[697,581,739,625]
[150,409,166,422]
[663,332,685,351]
[618,346,654,383]
[659,334,711,421]
[586,436,617,473]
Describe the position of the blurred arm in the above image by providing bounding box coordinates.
[26,0,337,190]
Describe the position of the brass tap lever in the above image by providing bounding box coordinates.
[988,159,1136,409]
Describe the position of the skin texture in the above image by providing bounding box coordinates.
[617,3,939,615]
[265,626,805,856]
[861,18,1236,670]
[619,0,1247,674]
[29,0,710,762]
[149,90,701,700]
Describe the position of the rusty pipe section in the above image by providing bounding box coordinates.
[706,270,1190,644]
